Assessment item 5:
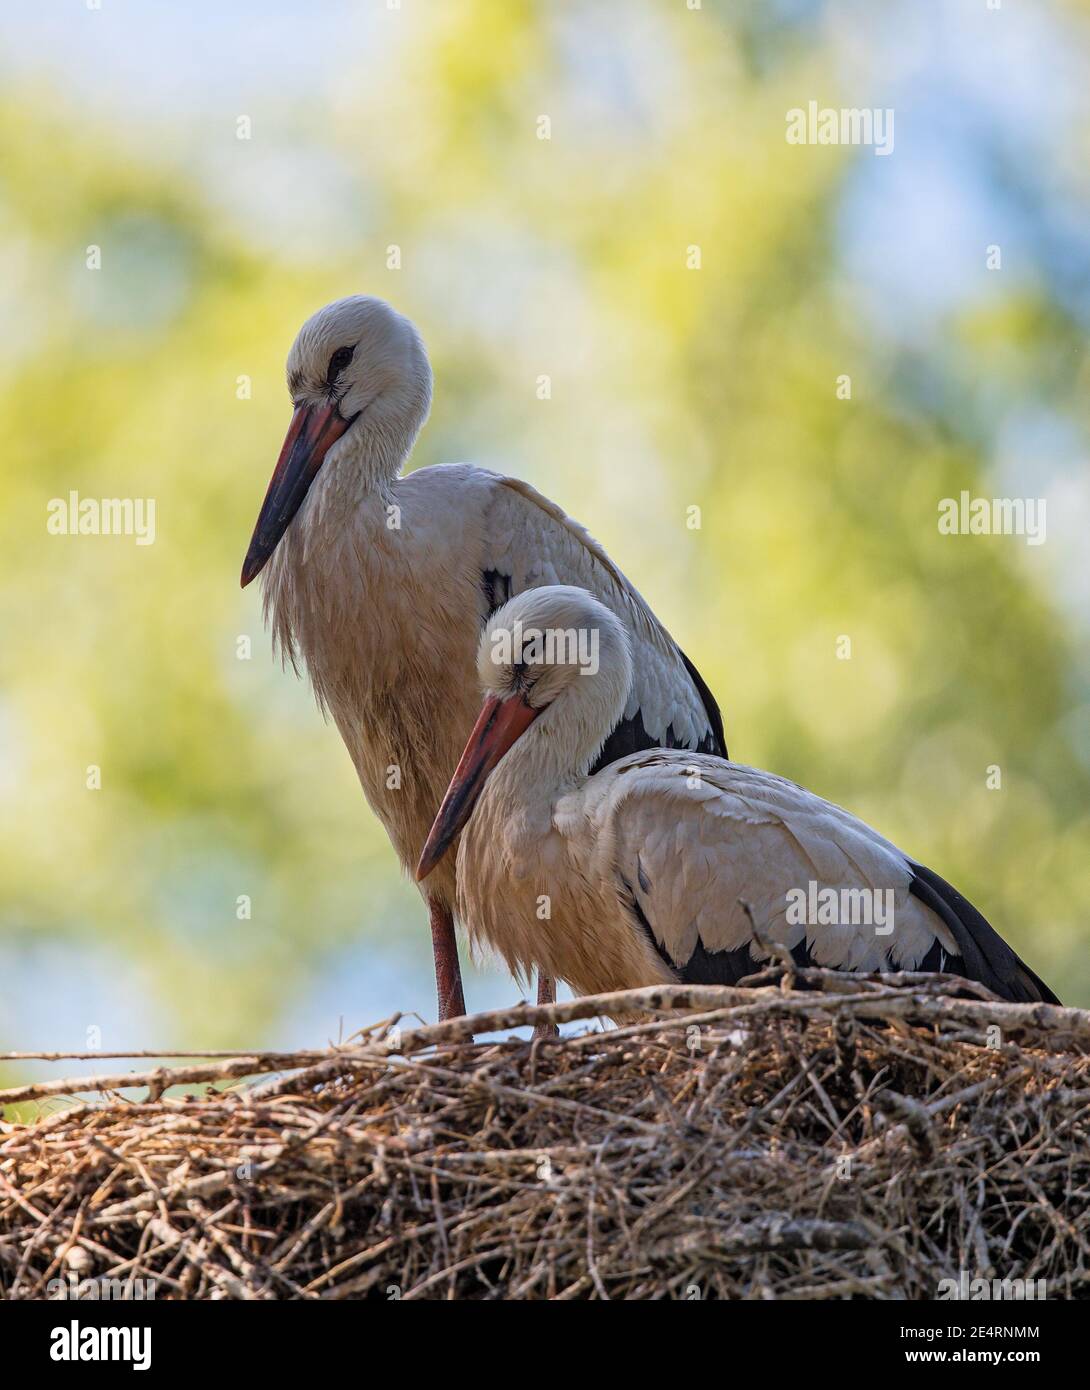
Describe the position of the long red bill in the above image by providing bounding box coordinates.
[240,401,354,588]
[416,694,540,881]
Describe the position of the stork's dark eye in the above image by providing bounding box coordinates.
[326,345,355,384]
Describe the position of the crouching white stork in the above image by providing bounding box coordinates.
[417,586,1058,1006]
[241,297,727,1021]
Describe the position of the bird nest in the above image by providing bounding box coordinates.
[1,972,1088,1301]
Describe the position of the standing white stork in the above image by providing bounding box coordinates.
[417,586,1058,1006]
[241,297,727,1020]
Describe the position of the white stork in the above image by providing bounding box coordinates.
[417,585,1058,1006]
[241,297,727,1020]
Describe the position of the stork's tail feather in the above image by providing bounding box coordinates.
[907,861,1059,1005]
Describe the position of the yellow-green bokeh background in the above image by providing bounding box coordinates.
[2,1,1088,1083]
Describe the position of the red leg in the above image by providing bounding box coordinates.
[533,971,559,1040]
[429,897,466,1022]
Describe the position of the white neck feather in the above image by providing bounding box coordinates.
[312,410,416,517]
[260,413,421,689]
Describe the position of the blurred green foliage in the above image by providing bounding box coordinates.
[1,1,1087,1070]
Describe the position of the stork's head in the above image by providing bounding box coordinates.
[241,296,432,587]
[417,586,633,880]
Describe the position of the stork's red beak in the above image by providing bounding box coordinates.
[240,402,355,587]
[416,694,541,881]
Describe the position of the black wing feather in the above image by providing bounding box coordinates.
[907,861,1059,1004]
[678,645,727,759]
[623,855,1058,1003]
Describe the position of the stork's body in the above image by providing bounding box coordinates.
[242,298,726,1019]
[419,587,1058,1007]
